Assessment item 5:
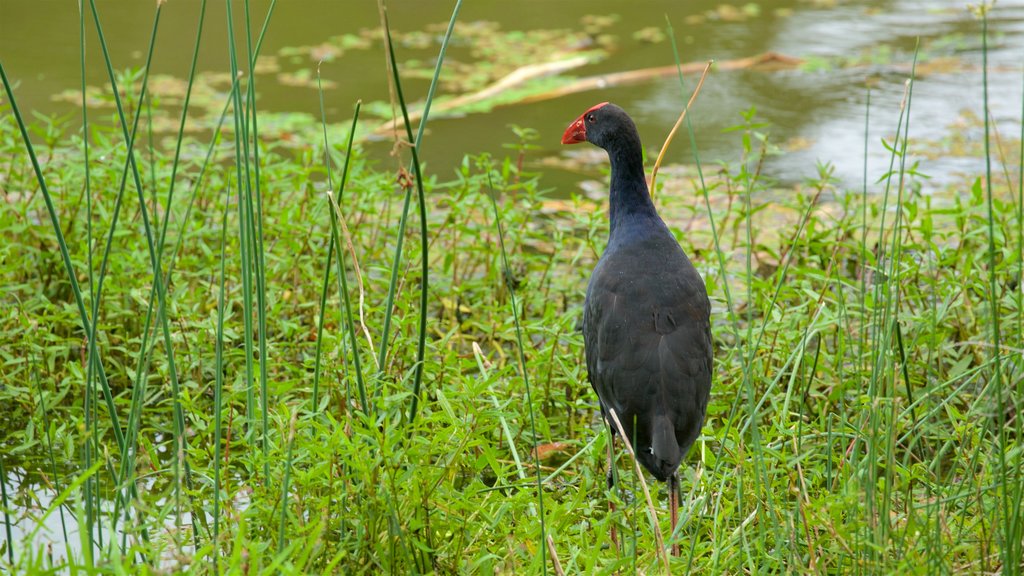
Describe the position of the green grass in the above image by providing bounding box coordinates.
[1,4,1023,575]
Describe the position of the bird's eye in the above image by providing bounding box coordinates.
[587,114,595,123]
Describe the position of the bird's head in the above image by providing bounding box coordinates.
[561,102,641,154]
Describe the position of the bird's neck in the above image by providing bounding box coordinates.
[607,144,657,236]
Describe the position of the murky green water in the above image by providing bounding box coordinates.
[2,0,1023,193]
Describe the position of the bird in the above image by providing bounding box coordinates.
[562,102,712,555]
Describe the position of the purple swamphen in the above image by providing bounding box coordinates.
[562,102,712,555]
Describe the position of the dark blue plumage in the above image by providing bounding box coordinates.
[563,102,712,552]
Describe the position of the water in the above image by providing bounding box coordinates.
[2,465,244,568]
[2,0,1022,194]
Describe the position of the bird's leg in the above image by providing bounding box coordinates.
[670,472,680,557]
[605,423,619,553]
[605,425,618,490]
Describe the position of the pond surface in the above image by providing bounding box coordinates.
[2,0,1023,193]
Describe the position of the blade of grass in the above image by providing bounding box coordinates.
[241,0,273,484]
[218,0,278,452]
[404,0,461,421]
[78,0,94,348]
[125,10,252,499]
[860,86,871,386]
[114,80,238,558]
[277,408,299,555]
[378,2,430,423]
[664,16,758,571]
[313,61,365,411]
[376,0,461,424]
[649,60,711,197]
[844,71,913,567]
[146,92,157,226]
[104,0,219,550]
[225,0,256,448]
[220,0,275,474]
[980,12,1012,572]
[312,62,336,414]
[862,44,917,560]
[77,1,100,554]
[327,185,369,412]
[85,6,162,501]
[212,176,231,573]
[310,223,334,413]
[163,0,209,240]
[86,0,201,547]
[471,342,528,484]
[546,535,565,576]
[316,88,366,413]
[413,0,463,150]
[485,168,548,576]
[0,455,12,567]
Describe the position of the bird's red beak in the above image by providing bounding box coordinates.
[561,102,609,145]
[561,116,587,145]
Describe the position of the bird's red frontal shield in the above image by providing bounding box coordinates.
[561,101,609,144]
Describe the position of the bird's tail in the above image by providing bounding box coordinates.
[651,414,681,472]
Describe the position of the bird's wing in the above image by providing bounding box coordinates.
[584,250,712,451]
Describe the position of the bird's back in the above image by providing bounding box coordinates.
[583,219,712,482]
